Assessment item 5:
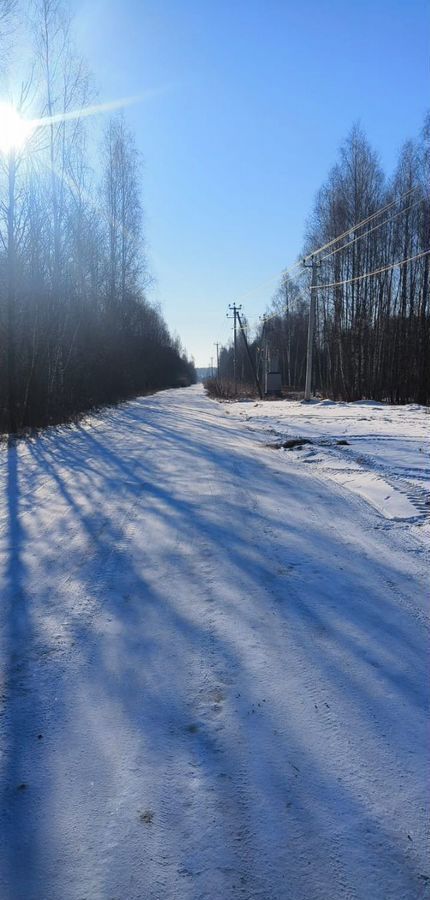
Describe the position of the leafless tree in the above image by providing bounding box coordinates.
[0,0,195,434]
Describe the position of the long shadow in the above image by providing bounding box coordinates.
[37,414,429,691]
[1,393,428,898]
[0,439,53,898]
[39,430,426,898]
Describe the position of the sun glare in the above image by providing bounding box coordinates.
[0,103,34,154]
[0,94,151,156]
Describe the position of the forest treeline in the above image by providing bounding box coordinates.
[220,119,430,403]
[0,0,195,434]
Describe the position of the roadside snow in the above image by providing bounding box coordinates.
[231,397,430,526]
[0,385,428,900]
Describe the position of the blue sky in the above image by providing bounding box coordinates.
[75,0,429,366]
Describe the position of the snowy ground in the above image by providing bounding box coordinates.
[0,384,428,900]
[231,396,430,532]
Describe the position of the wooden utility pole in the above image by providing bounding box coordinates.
[303,256,320,402]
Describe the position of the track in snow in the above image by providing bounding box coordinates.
[0,384,428,900]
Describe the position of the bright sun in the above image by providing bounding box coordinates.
[0,103,34,154]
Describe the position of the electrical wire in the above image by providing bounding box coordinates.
[232,187,420,311]
[234,257,302,305]
[318,197,423,263]
[302,185,419,263]
[226,186,424,335]
[253,242,429,328]
[312,248,430,290]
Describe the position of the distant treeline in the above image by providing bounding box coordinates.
[220,120,429,403]
[0,1,195,434]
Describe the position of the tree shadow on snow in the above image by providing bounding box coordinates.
[0,394,428,900]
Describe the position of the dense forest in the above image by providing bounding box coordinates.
[0,0,195,435]
[219,120,430,403]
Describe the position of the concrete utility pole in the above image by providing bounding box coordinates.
[214,342,220,377]
[210,356,214,377]
[303,256,320,402]
[227,303,242,394]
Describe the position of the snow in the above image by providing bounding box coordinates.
[0,384,428,899]
[234,396,430,526]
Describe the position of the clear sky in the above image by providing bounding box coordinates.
[74,0,429,366]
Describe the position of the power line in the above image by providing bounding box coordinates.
[234,258,302,305]
[302,186,419,263]
[246,236,429,329]
[313,248,430,290]
[231,187,421,313]
[319,197,423,263]
[259,309,288,325]
[253,195,425,324]
[260,241,429,329]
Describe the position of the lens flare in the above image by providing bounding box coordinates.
[30,88,169,130]
[0,88,168,156]
[0,103,34,154]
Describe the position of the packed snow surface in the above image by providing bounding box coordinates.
[0,384,428,900]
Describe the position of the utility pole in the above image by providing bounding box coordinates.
[236,310,263,399]
[210,356,214,377]
[303,255,320,402]
[256,317,265,384]
[227,303,242,394]
[214,342,220,378]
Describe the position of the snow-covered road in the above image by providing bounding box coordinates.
[0,385,428,900]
